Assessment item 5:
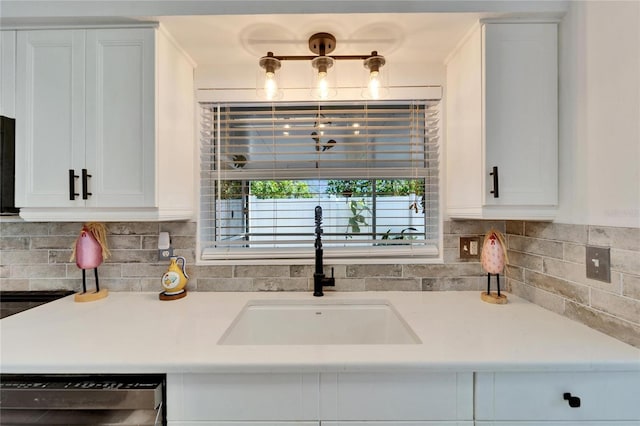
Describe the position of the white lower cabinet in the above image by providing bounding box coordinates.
[166,372,473,425]
[475,372,640,424]
[323,423,473,425]
[171,423,317,425]
[320,372,472,422]
[476,423,639,426]
[172,423,472,426]
[166,373,320,422]
[167,371,639,425]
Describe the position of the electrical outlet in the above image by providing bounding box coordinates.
[158,231,173,260]
[158,247,174,261]
[586,246,610,283]
[460,236,480,259]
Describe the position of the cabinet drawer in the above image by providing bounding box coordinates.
[476,371,640,421]
[476,423,640,425]
[170,423,318,426]
[166,373,319,421]
[324,422,473,425]
[320,372,473,421]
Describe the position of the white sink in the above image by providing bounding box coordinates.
[218,300,421,345]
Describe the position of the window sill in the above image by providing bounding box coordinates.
[198,246,442,266]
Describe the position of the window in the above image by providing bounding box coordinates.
[199,101,440,262]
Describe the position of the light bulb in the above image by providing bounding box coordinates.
[317,71,330,100]
[264,71,278,101]
[368,70,381,100]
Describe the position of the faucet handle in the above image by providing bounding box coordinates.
[324,267,335,287]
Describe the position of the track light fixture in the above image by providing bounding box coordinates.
[258,32,387,100]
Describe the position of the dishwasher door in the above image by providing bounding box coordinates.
[0,374,165,425]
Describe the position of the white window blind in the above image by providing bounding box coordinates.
[199,101,440,262]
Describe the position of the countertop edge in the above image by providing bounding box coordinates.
[2,291,639,375]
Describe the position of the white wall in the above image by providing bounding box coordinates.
[557,0,640,228]
[195,60,446,99]
[197,60,447,89]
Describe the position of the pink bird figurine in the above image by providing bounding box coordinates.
[75,227,103,269]
[480,229,509,304]
[70,223,110,302]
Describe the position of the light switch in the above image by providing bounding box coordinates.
[470,240,479,256]
[586,246,610,283]
[460,236,480,260]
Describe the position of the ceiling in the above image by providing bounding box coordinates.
[156,13,496,67]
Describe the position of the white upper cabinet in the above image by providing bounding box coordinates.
[1,31,17,118]
[15,26,195,221]
[446,22,558,220]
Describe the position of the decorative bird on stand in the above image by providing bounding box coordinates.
[70,223,110,302]
[312,113,337,152]
[480,229,509,304]
[312,132,336,152]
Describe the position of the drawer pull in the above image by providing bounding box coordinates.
[563,392,581,408]
[489,166,499,198]
[68,169,79,200]
[82,169,92,200]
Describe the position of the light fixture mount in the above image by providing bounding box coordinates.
[259,52,282,74]
[363,52,386,73]
[308,32,336,56]
[259,31,383,63]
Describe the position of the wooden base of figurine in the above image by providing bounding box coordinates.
[481,291,508,304]
[75,289,109,303]
[159,289,187,301]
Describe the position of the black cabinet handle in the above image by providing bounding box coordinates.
[68,169,79,200]
[563,392,581,408]
[82,169,92,200]
[490,166,499,198]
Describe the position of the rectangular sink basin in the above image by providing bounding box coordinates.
[218,300,421,345]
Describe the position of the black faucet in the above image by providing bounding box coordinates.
[313,206,335,297]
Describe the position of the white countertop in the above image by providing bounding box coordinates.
[1,291,639,374]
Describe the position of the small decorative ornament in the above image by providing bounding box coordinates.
[160,256,189,301]
[70,223,110,302]
[480,229,509,304]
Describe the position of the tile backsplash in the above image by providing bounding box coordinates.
[1,218,638,348]
[0,219,500,293]
[505,221,640,348]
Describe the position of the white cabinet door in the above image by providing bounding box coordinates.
[85,28,155,208]
[1,30,16,118]
[476,371,640,422]
[319,372,473,422]
[446,22,558,220]
[476,423,639,425]
[170,423,318,426]
[15,30,86,207]
[323,422,473,425]
[483,23,558,207]
[166,373,320,422]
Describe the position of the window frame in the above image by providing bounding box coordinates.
[196,98,444,266]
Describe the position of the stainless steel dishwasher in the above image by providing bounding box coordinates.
[0,374,165,425]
